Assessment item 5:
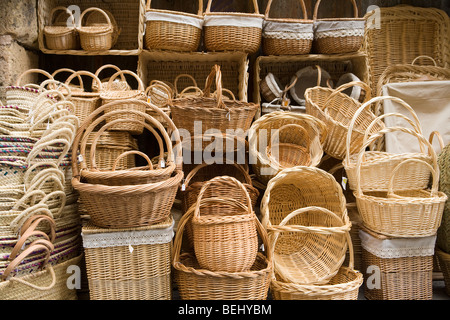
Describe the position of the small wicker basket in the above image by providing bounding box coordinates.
[43,6,79,50]
[77,7,119,51]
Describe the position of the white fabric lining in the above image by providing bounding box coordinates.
[204,15,263,28]
[145,11,204,29]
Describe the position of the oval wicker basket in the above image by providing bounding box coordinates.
[43,6,79,50]
[262,0,313,56]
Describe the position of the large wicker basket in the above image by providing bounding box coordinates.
[203,0,263,54]
[43,6,79,50]
[145,0,203,52]
[262,0,313,56]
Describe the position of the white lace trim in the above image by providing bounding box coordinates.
[263,31,314,40]
[315,29,364,39]
[359,230,436,259]
[82,220,174,248]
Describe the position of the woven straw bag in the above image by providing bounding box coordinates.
[191,176,259,273]
[249,111,327,185]
[71,99,183,229]
[77,7,118,51]
[267,206,351,285]
[173,199,272,300]
[305,80,382,160]
[262,0,313,56]
[99,70,146,134]
[170,65,258,138]
[343,96,436,192]
[353,131,447,238]
[145,0,203,52]
[203,0,264,54]
[43,6,79,50]
[313,0,364,54]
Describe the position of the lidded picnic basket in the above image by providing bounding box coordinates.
[169,65,258,138]
[43,6,79,50]
[77,7,119,51]
[203,0,264,54]
[305,80,382,160]
[313,0,365,54]
[99,70,146,134]
[262,0,313,56]
[145,0,204,52]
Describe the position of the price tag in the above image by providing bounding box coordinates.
[341,177,348,190]
[77,154,84,163]
[128,244,134,253]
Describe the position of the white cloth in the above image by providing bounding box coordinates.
[382,80,450,155]
[314,20,365,33]
[204,14,263,28]
[263,20,313,33]
[359,230,436,258]
[145,11,204,29]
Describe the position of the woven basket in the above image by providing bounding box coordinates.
[260,73,284,102]
[313,0,364,54]
[99,70,146,134]
[267,206,351,285]
[51,68,84,95]
[169,65,258,138]
[262,0,313,56]
[249,111,327,185]
[173,201,272,300]
[360,228,435,300]
[43,6,79,50]
[145,0,203,52]
[436,247,450,296]
[77,7,118,51]
[82,217,174,300]
[203,0,263,54]
[7,69,54,108]
[436,141,450,253]
[191,176,259,273]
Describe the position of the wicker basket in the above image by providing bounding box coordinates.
[436,247,450,296]
[82,217,174,300]
[51,68,84,94]
[43,6,79,50]
[437,142,450,253]
[203,0,263,54]
[173,202,272,300]
[249,111,327,185]
[169,65,258,138]
[77,7,118,51]
[260,73,284,102]
[262,0,313,56]
[99,70,146,134]
[313,0,364,54]
[267,206,351,285]
[145,0,203,52]
[360,228,435,300]
[92,64,131,92]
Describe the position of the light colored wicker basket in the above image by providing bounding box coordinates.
[77,7,118,51]
[82,217,174,300]
[203,0,263,54]
[313,0,364,54]
[262,0,313,56]
[43,6,79,50]
[145,0,203,52]
[436,247,450,296]
[437,141,450,253]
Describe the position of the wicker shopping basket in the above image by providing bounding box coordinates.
[173,200,272,300]
[262,0,313,56]
[145,0,203,52]
[77,7,119,51]
[313,0,364,54]
[170,65,258,138]
[203,0,263,54]
[43,6,79,50]
[305,80,381,160]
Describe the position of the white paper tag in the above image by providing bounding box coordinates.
[128,244,134,253]
[226,112,231,121]
[77,154,84,163]
[181,183,186,191]
[160,160,165,168]
[341,177,348,190]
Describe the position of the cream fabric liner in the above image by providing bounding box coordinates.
[382,81,450,155]
[145,11,204,29]
[359,230,436,259]
[314,20,365,33]
[204,15,263,28]
[263,20,313,33]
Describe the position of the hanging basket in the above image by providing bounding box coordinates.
[203,0,263,54]
[262,0,313,56]
[313,0,364,54]
[145,0,203,52]
[43,6,79,50]
[77,7,118,51]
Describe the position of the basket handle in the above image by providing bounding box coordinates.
[79,7,112,29]
[183,163,252,188]
[193,176,253,218]
[146,82,174,107]
[268,123,311,150]
[354,126,438,197]
[313,0,358,19]
[324,81,372,109]
[213,88,237,101]
[265,0,308,20]
[15,69,53,87]
[49,6,77,27]
[429,130,445,153]
[206,0,260,14]
[106,70,145,92]
[411,56,437,67]
[93,64,127,91]
[146,0,203,15]
[174,74,198,96]
[178,86,203,98]
[64,70,102,95]
[111,150,154,171]
[52,68,84,91]
[345,95,425,162]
